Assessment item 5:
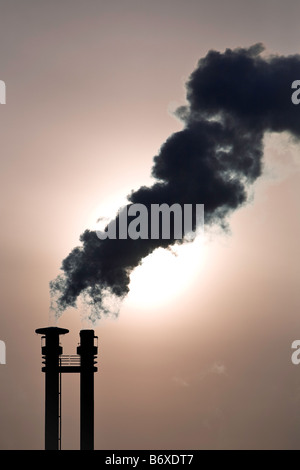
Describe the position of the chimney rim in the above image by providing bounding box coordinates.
[35,326,69,335]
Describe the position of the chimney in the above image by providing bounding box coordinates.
[35,327,69,450]
[36,327,98,450]
[77,330,98,450]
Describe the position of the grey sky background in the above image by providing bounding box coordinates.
[1,0,300,449]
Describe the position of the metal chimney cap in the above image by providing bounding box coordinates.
[79,329,95,336]
[35,327,69,335]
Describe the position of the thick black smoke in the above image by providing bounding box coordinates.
[50,43,300,321]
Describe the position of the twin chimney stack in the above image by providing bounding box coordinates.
[77,330,98,450]
[36,327,98,450]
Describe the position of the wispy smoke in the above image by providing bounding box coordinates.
[172,362,227,389]
[50,43,300,322]
[173,376,190,388]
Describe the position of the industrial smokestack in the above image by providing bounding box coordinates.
[36,327,98,450]
[77,330,98,450]
[35,327,69,450]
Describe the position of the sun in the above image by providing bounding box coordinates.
[86,195,208,312]
[126,237,207,310]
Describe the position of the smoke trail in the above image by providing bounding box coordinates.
[50,43,300,322]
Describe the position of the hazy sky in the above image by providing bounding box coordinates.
[1,0,300,450]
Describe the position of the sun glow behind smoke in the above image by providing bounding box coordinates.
[86,193,129,233]
[126,237,208,310]
[86,196,208,312]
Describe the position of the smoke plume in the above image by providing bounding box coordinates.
[50,43,300,322]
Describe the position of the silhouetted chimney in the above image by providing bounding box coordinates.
[36,327,98,450]
[77,330,98,450]
[35,327,69,450]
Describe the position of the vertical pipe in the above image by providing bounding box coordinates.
[36,327,69,450]
[45,333,60,450]
[77,330,97,450]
